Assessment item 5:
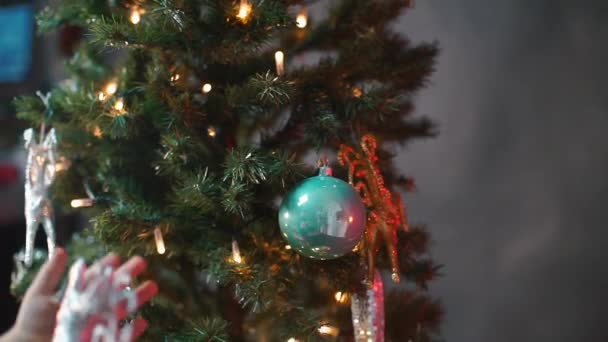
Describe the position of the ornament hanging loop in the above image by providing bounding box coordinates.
[317,156,332,176]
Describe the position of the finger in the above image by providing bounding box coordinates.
[115,256,147,279]
[15,298,60,331]
[28,248,68,295]
[79,316,105,342]
[90,253,121,273]
[83,253,121,287]
[116,281,158,320]
[129,318,148,341]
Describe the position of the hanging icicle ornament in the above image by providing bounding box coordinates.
[52,259,138,341]
[23,92,58,267]
[351,269,385,342]
[339,134,409,283]
[278,164,366,259]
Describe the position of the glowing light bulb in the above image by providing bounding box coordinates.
[275,50,285,76]
[54,158,70,172]
[130,9,141,24]
[287,338,298,342]
[104,81,118,96]
[113,98,125,112]
[334,291,349,303]
[98,92,106,101]
[232,240,242,263]
[285,244,292,250]
[154,227,166,255]
[237,0,252,22]
[352,86,363,98]
[170,74,180,82]
[207,126,217,137]
[317,325,338,336]
[202,83,212,93]
[296,10,308,29]
[93,126,102,138]
[71,198,94,208]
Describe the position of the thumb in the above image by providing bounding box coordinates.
[28,248,68,296]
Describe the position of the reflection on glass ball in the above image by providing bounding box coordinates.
[278,175,366,259]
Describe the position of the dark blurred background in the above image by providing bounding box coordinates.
[0,0,81,334]
[1,1,607,341]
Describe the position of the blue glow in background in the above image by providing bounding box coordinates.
[0,4,33,83]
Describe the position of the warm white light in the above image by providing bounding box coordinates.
[170,74,180,82]
[202,83,212,93]
[232,240,242,264]
[154,227,166,255]
[296,11,308,29]
[237,0,252,22]
[54,159,70,172]
[130,9,141,24]
[334,291,349,303]
[275,50,285,76]
[93,126,102,138]
[348,216,354,223]
[71,198,94,208]
[104,81,118,95]
[285,244,292,250]
[98,92,106,101]
[317,325,338,336]
[287,338,298,342]
[207,126,217,137]
[113,98,125,112]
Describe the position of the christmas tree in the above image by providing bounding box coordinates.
[13,0,442,340]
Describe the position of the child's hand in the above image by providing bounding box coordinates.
[1,248,158,342]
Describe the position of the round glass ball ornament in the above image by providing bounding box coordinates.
[278,167,366,259]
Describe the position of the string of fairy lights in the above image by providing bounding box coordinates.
[66,2,367,340]
[73,0,302,205]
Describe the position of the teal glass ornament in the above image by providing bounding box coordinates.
[278,166,366,259]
